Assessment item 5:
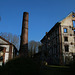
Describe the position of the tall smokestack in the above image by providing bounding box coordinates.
[19,12,29,57]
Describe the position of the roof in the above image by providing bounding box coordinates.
[0,36,18,54]
[41,12,75,43]
[0,36,12,45]
[0,36,18,51]
[59,12,75,22]
[41,22,60,42]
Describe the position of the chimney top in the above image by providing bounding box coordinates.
[23,12,29,14]
[46,32,48,35]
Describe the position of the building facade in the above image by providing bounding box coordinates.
[41,12,75,65]
[0,36,17,66]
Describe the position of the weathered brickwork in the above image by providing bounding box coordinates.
[19,12,29,57]
[41,12,75,65]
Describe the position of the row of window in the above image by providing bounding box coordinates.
[64,20,75,33]
[49,45,69,53]
[64,36,75,42]
[64,28,75,33]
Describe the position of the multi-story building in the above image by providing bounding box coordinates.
[41,12,75,65]
[0,36,17,66]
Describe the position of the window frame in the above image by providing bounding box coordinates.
[64,28,67,33]
[64,37,68,42]
[64,45,69,52]
[73,20,75,28]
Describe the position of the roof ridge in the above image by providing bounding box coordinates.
[0,36,13,45]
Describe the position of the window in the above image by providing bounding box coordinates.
[72,15,75,18]
[64,37,68,41]
[73,21,75,28]
[70,34,72,36]
[74,37,75,42]
[71,42,73,45]
[64,45,69,52]
[0,56,3,61]
[74,37,75,47]
[48,37,50,40]
[64,28,67,33]
[74,29,75,34]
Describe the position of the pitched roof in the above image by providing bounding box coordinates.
[41,22,60,42]
[0,36,12,45]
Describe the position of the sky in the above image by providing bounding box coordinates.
[0,0,75,42]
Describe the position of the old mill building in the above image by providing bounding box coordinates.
[41,12,75,65]
[0,36,17,66]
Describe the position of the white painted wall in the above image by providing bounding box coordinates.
[0,45,9,63]
[5,53,9,63]
[0,38,8,44]
[0,45,9,52]
[12,46,14,58]
[0,62,3,66]
[0,37,15,65]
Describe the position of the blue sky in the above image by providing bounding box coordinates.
[0,0,75,42]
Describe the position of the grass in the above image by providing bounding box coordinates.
[40,65,72,75]
[0,57,74,75]
[47,65,69,68]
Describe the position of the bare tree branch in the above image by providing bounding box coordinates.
[0,32,20,50]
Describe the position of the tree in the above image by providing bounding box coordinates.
[0,32,20,50]
[28,40,41,57]
[38,45,42,52]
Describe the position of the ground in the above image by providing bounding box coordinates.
[0,57,74,75]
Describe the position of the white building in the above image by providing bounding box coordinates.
[0,36,17,66]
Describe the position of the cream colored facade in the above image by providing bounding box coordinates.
[60,12,75,64]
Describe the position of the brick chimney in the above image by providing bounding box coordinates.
[19,12,29,57]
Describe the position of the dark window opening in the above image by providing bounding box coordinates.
[64,37,68,41]
[71,42,73,45]
[74,37,75,42]
[73,21,75,28]
[48,37,50,40]
[74,29,75,34]
[0,50,3,61]
[70,34,72,36]
[0,56,3,61]
[72,15,75,18]
[64,28,67,33]
[64,45,69,52]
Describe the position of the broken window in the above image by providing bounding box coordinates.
[74,37,75,42]
[0,51,3,61]
[0,56,3,61]
[70,34,72,36]
[74,37,75,47]
[64,28,67,33]
[48,37,50,40]
[73,21,75,28]
[74,29,75,34]
[64,37,68,41]
[72,15,75,18]
[64,45,69,52]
